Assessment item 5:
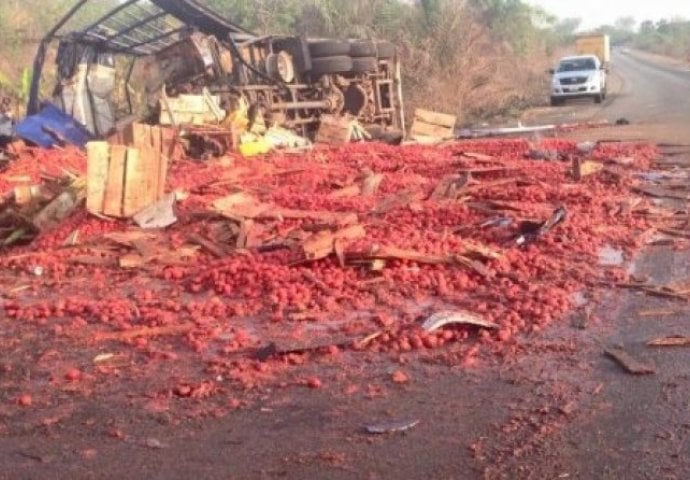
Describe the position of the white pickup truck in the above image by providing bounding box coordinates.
[550,55,607,106]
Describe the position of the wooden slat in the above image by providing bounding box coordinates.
[103,145,128,217]
[411,120,454,139]
[139,144,160,208]
[132,123,152,148]
[122,147,145,217]
[157,151,169,199]
[86,142,110,215]
[413,109,457,128]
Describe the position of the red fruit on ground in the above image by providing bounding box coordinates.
[17,394,32,407]
[391,370,410,384]
[65,368,82,382]
[305,377,323,389]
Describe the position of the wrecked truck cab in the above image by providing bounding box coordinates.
[28,0,405,145]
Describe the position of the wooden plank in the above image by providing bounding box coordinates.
[138,144,160,208]
[161,128,176,158]
[132,123,151,148]
[413,108,456,128]
[605,347,655,375]
[157,149,169,199]
[103,145,128,217]
[411,120,454,139]
[151,126,162,154]
[122,147,145,217]
[86,142,111,215]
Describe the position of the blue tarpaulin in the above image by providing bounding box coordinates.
[16,103,93,148]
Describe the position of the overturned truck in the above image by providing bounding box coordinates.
[28,0,405,143]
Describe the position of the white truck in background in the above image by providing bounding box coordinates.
[549,33,611,106]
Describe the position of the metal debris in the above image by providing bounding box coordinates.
[365,418,420,435]
[422,311,499,333]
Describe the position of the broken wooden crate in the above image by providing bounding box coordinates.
[315,115,371,145]
[86,135,169,218]
[410,108,457,144]
[160,87,226,126]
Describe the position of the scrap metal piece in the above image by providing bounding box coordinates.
[422,310,498,333]
[515,206,567,246]
[365,419,420,435]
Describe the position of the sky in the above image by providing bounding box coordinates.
[527,0,690,30]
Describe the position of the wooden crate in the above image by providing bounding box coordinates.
[410,108,457,143]
[315,115,370,145]
[159,88,226,126]
[86,126,170,218]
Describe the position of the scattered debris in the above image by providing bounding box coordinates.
[647,336,690,347]
[421,311,499,333]
[133,193,177,229]
[86,139,169,218]
[410,109,457,144]
[573,158,604,180]
[605,347,656,375]
[365,418,420,435]
[514,206,568,246]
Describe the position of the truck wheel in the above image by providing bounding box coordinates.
[550,97,563,107]
[308,40,350,58]
[594,94,603,104]
[310,56,354,75]
[349,40,377,58]
[352,57,378,73]
[375,41,396,59]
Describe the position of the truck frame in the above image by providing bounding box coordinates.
[28,0,406,141]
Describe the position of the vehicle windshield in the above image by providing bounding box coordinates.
[558,58,597,72]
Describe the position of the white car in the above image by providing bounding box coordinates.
[550,55,607,106]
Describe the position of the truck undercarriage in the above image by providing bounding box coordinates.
[28,0,405,141]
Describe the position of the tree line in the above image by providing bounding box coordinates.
[1,0,583,120]
[598,16,690,60]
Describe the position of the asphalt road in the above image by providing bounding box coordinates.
[524,49,690,144]
[2,50,690,480]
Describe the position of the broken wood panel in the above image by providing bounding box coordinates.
[633,185,690,201]
[103,145,128,217]
[411,120,455,139]
[315,115,352,145]
[328,184,361,199]
[648,335,690,347]
[86,142,110,215]
[605,347,655,374]
[122,148,145,217]
[413,109,457,128]
[573,158,605,180]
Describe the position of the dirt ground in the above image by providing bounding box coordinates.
[1,50,690,480]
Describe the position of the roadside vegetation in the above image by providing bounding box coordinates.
[599,16,690,61]
[0,0,582,123]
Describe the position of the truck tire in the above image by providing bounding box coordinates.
[308,40,350,58]
[310,56,354,75]
[349,40,377,57]
[594,94,603,104]
[550,97,563,107]
[375,41,396,59]
[352,57,378,73]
